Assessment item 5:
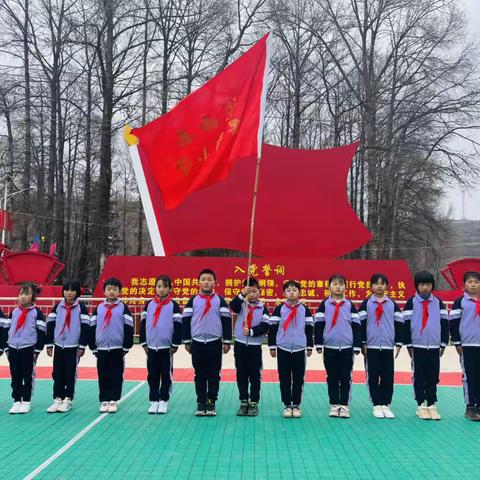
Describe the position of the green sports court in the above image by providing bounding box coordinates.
[0,378,478,480]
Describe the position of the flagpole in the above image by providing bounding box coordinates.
[125,126,166,256]
[246,32,271,288]
[246,154,262,285]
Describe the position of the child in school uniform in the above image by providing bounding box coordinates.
[269,280,313,418]
[90,277,134,413]
[315,274,361,419]
[450,270,480,421]
[403,271,448,420]
[182,269,232,416]
[46,280,90,413]
[358,274,404,419]
[230,278,270,416]
[140,275,182,414]
[0,283,45,414]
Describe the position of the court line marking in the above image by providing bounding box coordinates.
[23,381,146,480]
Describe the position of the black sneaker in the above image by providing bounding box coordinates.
[247,402,259,416]
[195,403,206,416]
[465,406,479,421]
[205,399,216,416]
[236,401,249,416]
[474,406,480,421]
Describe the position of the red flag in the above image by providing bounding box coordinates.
[0,210,13,232]
[129,33,270,210]
[29,242,39,252]
[49,242,57,256]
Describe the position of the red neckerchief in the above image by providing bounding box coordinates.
[283,303,300,333]
[468,297,480,317]
[329,300,345,332]
[244,304,262,329]
[420,299,431,334]
[199,293,214,320]
[373,299,387,327]
[15,305,35,333]
[100,302,118,332]
[152,295,171,328]
[59,301,78,336]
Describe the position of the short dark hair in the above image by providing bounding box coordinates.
[243,278,260,288]
[464,271,480,283]
[371,273,389,285]
[198,269,216,280]
[155,275,172,289]
[62,279,81,298]
[283,280,300,291]
[329,274,346,285]
[19,282,41,302]
[414,271,435,290]
[103,277,122,291]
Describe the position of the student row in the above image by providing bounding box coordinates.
[0,269,479,421]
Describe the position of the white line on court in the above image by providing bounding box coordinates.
[23,381,146,480]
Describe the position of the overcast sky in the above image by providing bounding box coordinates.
[444,0,480,220]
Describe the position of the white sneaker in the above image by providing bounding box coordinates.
[157,401,168,414]
[339,405,350,418]
[382,405,395,419]
[416,403,430,420]
[373,405,384,418]
[108,401,118,413]
[18,401,31,414]
[428,404,441,421]
[9,401,22,414]
[283,407,293,418]
[292,406,302,418]
[148,401,159,414]
[329,405,340,417]
[58,398,72,413]
[99,402,109,413]
[47,398,63,413]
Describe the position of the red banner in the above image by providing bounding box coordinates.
[94,256,414,306]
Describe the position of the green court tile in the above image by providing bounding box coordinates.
[1,380,480,479]
[0,379,140,479]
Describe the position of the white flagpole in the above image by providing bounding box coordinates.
[246,33,271,283]
[128,142,166,256]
